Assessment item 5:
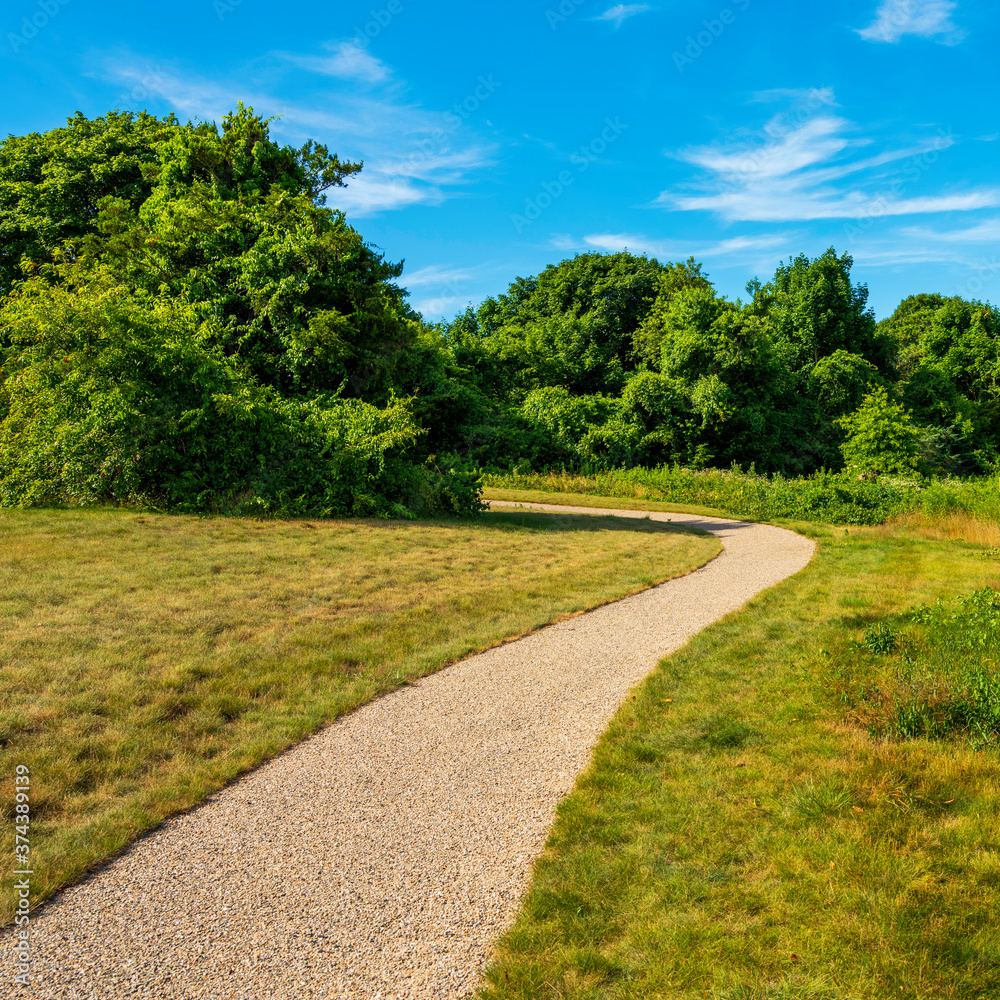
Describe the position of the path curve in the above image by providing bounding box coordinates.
[3,504,814,999]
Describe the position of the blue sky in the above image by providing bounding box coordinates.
[3,0,998,320]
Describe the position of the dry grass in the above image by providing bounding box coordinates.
[0,506,719,923]
[896,509,1000,549]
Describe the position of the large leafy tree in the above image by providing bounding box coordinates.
[641,284,788,468]
[451,252,673,399]
[0,107,484,515]
[755,248,887,370]
[0,110,177,293]
[878,294,1000,472]
[62,105,416,402]
[0,107,413,401]
[631,257,713,368]
[0,106,364,294]
[741,250,891,472]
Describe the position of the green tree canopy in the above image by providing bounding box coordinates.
[63,105,412,402]
[879,294,1000,473]
[0,110,177,292]
[0,107,483,516]
[0,107,366,294]
[450,251,673,399]
[755,248,887,372]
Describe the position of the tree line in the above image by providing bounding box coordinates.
[0,107,996,516]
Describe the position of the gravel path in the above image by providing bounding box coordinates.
[3,503,814,999]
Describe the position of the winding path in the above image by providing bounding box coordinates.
[3,503,814,999]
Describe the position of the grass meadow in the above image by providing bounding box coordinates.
[0,506,718,923]
[477,491,1000,1000]
[7,485,1000,999]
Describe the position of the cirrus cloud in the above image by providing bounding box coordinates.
[856,0,964,45]
[100,44,499,218]
[656,97,997,223]
[596,4,652,28]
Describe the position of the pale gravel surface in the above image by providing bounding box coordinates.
[3,502,815,999]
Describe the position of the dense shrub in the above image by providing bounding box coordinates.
[838,386,922,476]
[0,268,481,517]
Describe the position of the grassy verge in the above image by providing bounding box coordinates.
[479,498,1000,999]
[485,466,1000,526]
[0,507,719,923]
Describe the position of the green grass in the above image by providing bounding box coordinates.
[830,587,1000,748]
[0,506,719,924]
[478,494,1000,999]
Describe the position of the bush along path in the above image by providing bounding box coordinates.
[0,503,814,999]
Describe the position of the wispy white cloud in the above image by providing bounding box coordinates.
[402,264,475,288]
[849,245,970,266]
[897,219,1000,243]
[333,177,446,215]
[856,0,964,44]
[101,45,498,217]
[836,218,1000,269]
[106,61,234,124]
[848,238,1000,271]
[657,101,998,223]
[399,261,506,320]
[579,232,796,259]
[596,4,651,28]
[287,41,390,84]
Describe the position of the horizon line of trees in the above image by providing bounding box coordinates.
[0,107,997,516]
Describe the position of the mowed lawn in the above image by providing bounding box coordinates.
[0,506,719,922]
[478,502,1000,1000]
